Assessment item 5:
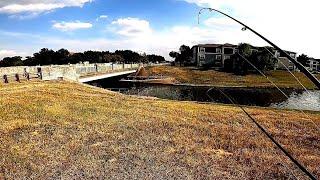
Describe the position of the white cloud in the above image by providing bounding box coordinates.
[0,3,64,14]
[40,24,244,60]
[183,0,320,58]
[111,17,152,37]
[52,21,93,31]
[203,17,237,29]
[0,50,17,60]
[0,17,255,60]
[0,50,28,60]
[0,0,92,16]
[3,0,320,62]
[96,15,108,21]
[2,1,320,62]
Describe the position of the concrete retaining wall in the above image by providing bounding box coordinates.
[0,63,169,82]
[41,66,79,81]
[0,63,143,82]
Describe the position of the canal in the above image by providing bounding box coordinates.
[85,75,320,111]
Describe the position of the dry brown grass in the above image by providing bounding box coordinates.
[0,81,319,179]
[147,66,320,89]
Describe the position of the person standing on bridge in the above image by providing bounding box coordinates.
[15,74,20,83]
[3,75,8,83]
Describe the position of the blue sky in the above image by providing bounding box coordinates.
[0,0,198,37]
[1,0,320,60]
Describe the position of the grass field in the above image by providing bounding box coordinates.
[0,81,319,179]
[147,66,320,89]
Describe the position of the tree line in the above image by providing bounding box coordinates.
[0,48,166,67]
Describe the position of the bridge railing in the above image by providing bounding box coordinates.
[75,63,140,76]
[0,62,168,83]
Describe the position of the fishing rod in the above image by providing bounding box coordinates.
[199,8,318,179]
[198,8,320,89]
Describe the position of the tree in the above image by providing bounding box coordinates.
[179,45,193,66]
[1,48,164,67]
[238,43,252,57]
[0,56,23,67]
[169,51,181,66]
[103,54,124,63]
[233,43,253,75]
[169,51,179,59]
[33,48,56,65]
[140,53,148,63]
[231,44,277,75]
[147,54,165,63]
[67,53,85,64]
[297,54,309,66]
[115,50,142,63]
[23,56,35,66]
[54,49,70,64]
[84,51,103,63]
[250,48,276,72]
[169,45,193,66]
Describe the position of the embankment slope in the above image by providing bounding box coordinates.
[0,81,319,179]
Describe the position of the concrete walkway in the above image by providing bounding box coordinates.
[79,70,136,83]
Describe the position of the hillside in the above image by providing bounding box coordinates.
[147,66,320,89]
[0,81,319,179]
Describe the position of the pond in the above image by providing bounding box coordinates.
[85,76,320,111]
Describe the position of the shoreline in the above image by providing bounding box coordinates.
[146,66,320,90]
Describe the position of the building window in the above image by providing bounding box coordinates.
[205,47,216,53]
[216,48,221,53]
[200,48,205,52]
[200,55,205,59]
[224,48,234,54]
[216,55,222,60]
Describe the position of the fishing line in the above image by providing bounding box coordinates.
[211,88,316,180]
[237,52,320,132]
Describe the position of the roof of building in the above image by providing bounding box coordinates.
[310,58,320,62]
[283,50,297,54]
[192,43,297,54]
[193,43,237,48]
[253,46,297,54]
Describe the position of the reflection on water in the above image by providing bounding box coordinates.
[85,76,320,112]
[271,91,320,111]
[126,86,320,112]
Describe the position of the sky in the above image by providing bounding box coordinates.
[0,0,320,60]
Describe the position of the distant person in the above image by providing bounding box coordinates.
[15,74,20,83]
[95,63,98,72]
[25,73,30,81]
[24,68,30,80]
[37,67,42,79]
[3,75,8,83]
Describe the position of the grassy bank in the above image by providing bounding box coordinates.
[147,66,320,89]
[0,81,319,179]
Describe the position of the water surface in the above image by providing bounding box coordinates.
[86,76,320,111]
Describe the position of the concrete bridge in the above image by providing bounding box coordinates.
[78,69,137,83]
[0,62,158,83]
